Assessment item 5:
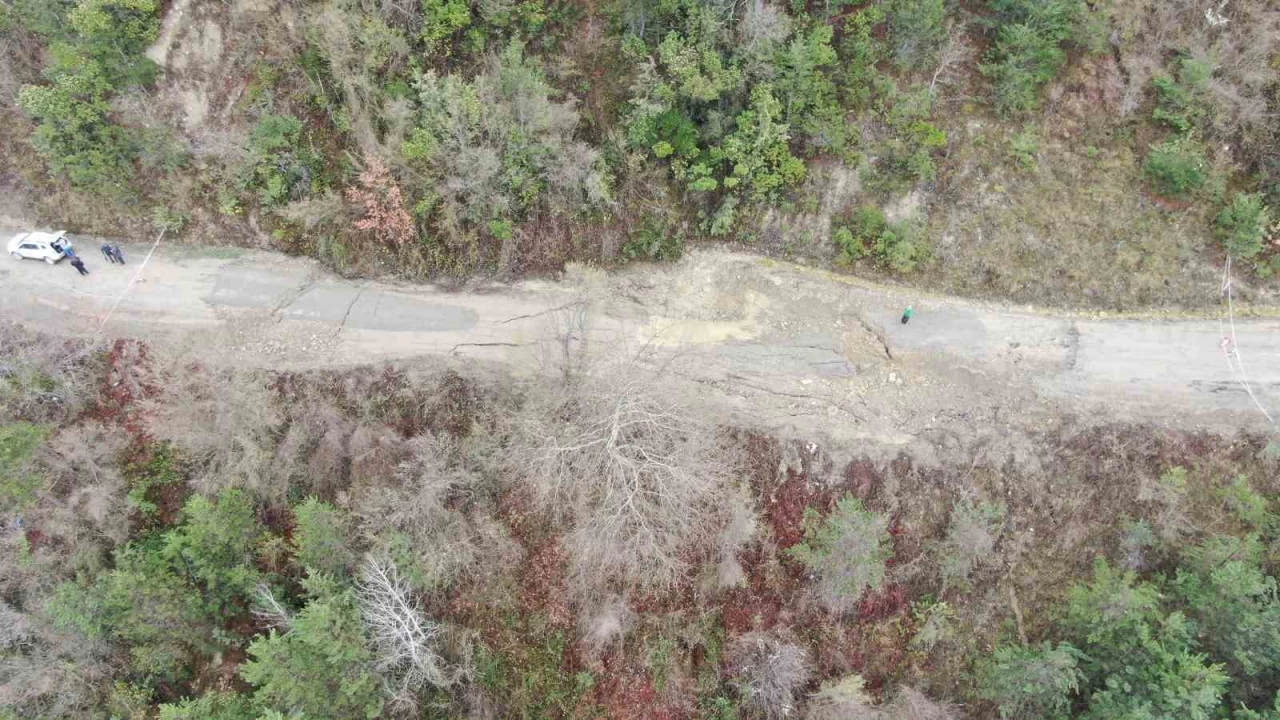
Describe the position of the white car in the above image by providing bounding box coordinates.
[7,231,72,264]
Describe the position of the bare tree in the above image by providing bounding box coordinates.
[929,23,973,95]
[512,367,739,592]
[357,555,460,706]
[0,612,113,718]
[806,674,880,720]
[1137,466,1195,542]
[140,346,281,497]
[252,583,294,631]
[937,498,1005,593]
[715,485,759,589]
[883,687,959,720]
[729,631,811,720]
[353,433,520,590]
[807,678,958,720]
[577,594,633,660]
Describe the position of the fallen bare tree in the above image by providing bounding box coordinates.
[806,677,959,720]
[357,555,467,711]
[511,364,739,592]
[728,631,811,720]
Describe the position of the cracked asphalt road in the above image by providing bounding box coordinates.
[1,237,1275,439]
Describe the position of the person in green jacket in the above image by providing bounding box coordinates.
[901,306,914,324]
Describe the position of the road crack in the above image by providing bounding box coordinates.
[272,274,316,321]
[334,285,367,336]
[449,341,526,353]
[852,314,893,360]
[497,300,585,325]
[1063,322,1081,371]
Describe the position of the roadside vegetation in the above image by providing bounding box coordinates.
[0,0,1276,307]
[4,320,1280,718]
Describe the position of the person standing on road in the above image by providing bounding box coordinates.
[101,244,116,263]
[901,306,914,324]
[110,243,125,264]
[70,257,88,276]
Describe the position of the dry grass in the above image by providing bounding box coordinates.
[923,127,1228,309]
[0,323,105,425]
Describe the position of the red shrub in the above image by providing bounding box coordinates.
[345,157,416,248]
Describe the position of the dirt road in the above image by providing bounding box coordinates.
[1,237,1274,441]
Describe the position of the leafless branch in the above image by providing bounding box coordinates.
[252,583,293,631]
[930,23,972,95]
[729,632,811,720]
[357,555,459,701]
[512,367,738,592]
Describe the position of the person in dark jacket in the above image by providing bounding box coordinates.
[101,244,116,263]
[110,243,125,264]
[70,257,88,276]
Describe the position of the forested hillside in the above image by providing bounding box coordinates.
[1,0,1277,307]
[5,321,1280,719]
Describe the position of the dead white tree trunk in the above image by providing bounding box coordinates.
[357,555,454,697]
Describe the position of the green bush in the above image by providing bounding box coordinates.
[158,691,259,720]
[772,25,846,153]
[66,0,160,87]
[980,24,1066,114]
[979,0,1098,114]
[47,488,272,684]
[1152,56,1214,134]
[49,538,215,683]
[0,421,48,510]
[833,206,930,273]
[243,114,323,208]
[16,0,160,186]
[840,5,890,110]
[874,215,930,273]
[1174,537,1280,708]
[1143,136,1209,198]
[475,624,596,718]
[625,0,838,211]
[1008,127,1039,168]
[1216,193,1271,259]
[1217,475,1272,530]
[979,641,1082,719]
[163,488,263,616]
[242,575,384,720]
[1062,558,1228,718]
[18,64,137,188]
[124,444,183,517]
[885,0,946,69]
[715,85,807,201]
[405,42,609,248]
[621,215,684,262]
[786,494,892,614]
[865,86,947,191]
[1,0,75,37]
[420,0,471,51]
[833,205,886,262]
[986,0,1088,43]
[293,498,356,578]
